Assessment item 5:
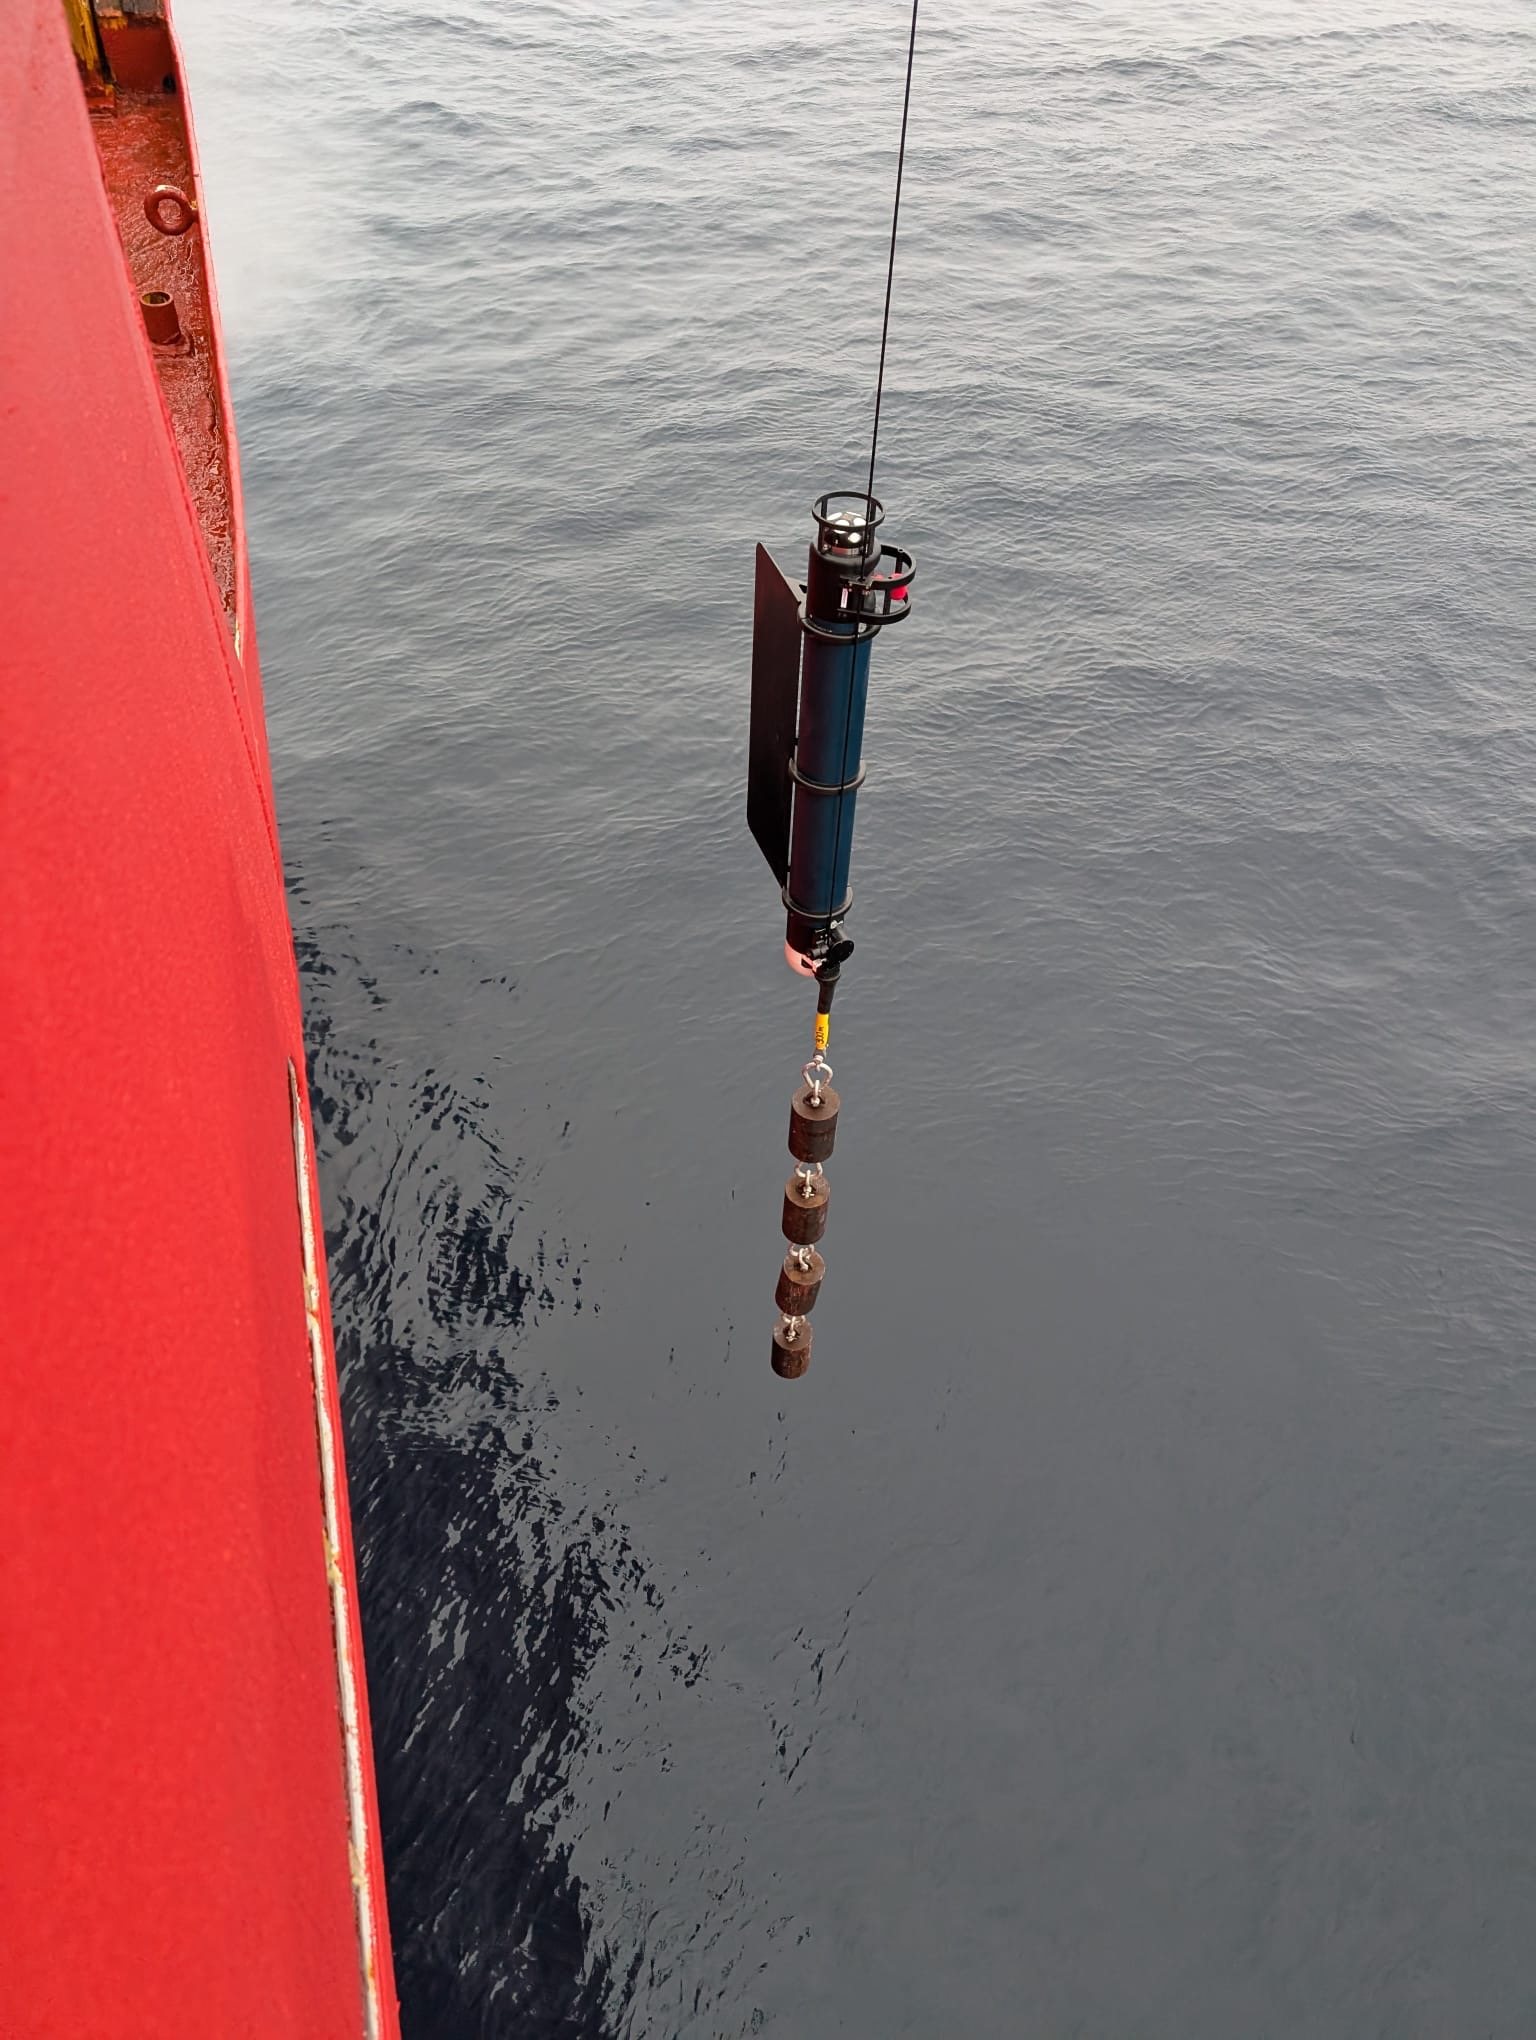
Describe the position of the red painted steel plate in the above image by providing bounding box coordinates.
[0,7,397,2033]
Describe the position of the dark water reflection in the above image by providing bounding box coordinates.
[298,922,616,2031]
[183,0,1536,2032]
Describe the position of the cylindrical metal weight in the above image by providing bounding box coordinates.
[771,1316,812,1378]
[775,1247,825,1316]
[788,1081,840,1164]
[781,1169,830,1245]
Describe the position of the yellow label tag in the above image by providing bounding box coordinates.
[814,1012,830,1052]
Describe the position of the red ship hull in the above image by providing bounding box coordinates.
[1,5,398,2032]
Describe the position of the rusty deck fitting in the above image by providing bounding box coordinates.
[90,71,236,626]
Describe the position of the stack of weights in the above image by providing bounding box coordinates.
[771,1065,840,1377]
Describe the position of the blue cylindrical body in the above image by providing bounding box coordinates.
[786,621,873,924]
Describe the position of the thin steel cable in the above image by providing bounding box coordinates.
[824,0,921,925]
[865,0,921,527]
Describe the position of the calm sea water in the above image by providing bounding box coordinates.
[178,2,1536,2032]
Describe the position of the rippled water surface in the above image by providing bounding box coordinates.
[179,2,1536,2031]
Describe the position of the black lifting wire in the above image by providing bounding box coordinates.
[865,0,921,527]
[829,0,922,918]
